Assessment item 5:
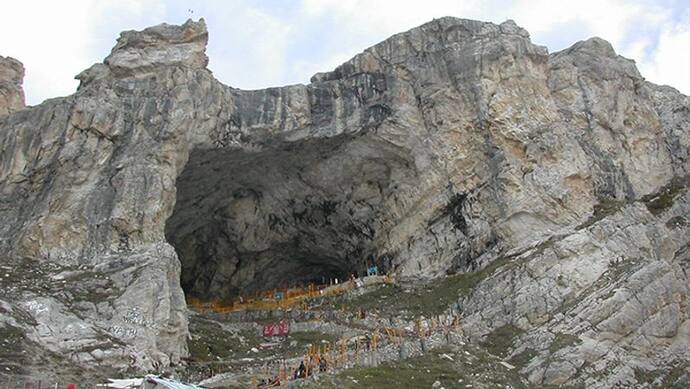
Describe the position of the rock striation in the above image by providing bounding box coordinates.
[0,55,25,116]
[0,16,688,385]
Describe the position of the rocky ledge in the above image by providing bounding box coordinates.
[0,16,688,386]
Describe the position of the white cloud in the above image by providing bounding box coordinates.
[204,5,294,90]
[1,0,687,104]
[510,0,651,46]
[300,0,689,94]
[290,52,353,82]
[0,1,92,105]
[302,0,483,35]
[0,0,167,105]
[294,0,493,85]
[635,26,690,94]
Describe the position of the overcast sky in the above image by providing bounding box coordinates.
[1,0,688,105]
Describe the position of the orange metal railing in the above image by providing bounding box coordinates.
[187,275,393,314]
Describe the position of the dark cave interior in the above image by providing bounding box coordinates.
[165,133,415,300]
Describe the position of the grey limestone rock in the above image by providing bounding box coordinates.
[0,16,688,385]
[0,55,25,116]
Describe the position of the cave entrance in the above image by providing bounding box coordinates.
[165,133,407,301]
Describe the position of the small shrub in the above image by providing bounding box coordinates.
[480,324,524,358]
[548,333,581,353]
[642,176,690,216]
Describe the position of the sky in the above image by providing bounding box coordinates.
[1,0,688,105]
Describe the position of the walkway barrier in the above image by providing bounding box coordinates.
[246,313,464,388]
[187,275,393,314]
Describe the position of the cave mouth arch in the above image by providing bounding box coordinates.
[164,133,412,301]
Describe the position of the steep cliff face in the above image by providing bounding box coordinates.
[0,20,210,375]
[455,41,690,386]
[0,16,688,384]
[0,56,25,116]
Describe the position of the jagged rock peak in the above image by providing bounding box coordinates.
[311,17,535,83]
[76,18,208,86]
[0,56,23,84]
[0,55,25,115]
[403,16,530,37]
[550,36,642,79]
[103,18,208,77]
[563,36,618,57]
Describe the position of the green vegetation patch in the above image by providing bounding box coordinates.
[0,257,118,309]
[573,176,690,230]
[664,361,690,387]
[325,350,461,388]
[577,197,627,230]
[635,361,690,387]
[509,348,538,370]
[480,324,525,358]
[642,176,690,216]
[187,317,252,362]
[531,236,558,257]
[310,346,530,389]
[288,331,339,346]
[634,367,664,385]
[339,256,514,318]
[0,323,106,383]
[188,316,339,363]
[666,215,688,229]
[0,324,28,376]
[555,255,643,319]
[549,333,581,353]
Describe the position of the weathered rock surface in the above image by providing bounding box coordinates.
[0,55,25,116]
[460,188,690,386]
[0,16,688,386]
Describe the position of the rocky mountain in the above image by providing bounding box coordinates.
[0,17,688,386]
[0,56,25,116]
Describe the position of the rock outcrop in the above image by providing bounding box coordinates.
[0,56,25,116]
[0,16,688,386]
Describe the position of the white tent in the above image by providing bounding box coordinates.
[97,376,202,389]
[141,375,204,389]
[96,378,143,388]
